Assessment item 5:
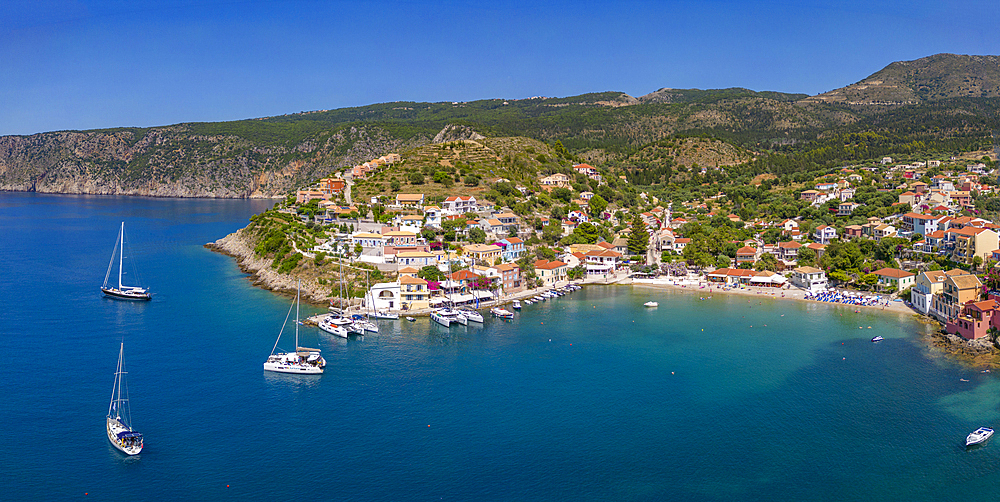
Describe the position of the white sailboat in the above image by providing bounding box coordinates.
[264,281,325,374]
[107,341,143,455]
[458,307,484,323]
[430,310,451,327]
[101,222,151,301]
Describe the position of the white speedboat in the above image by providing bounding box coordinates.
[101,222,151,301]
[512,300,521,310]
[967,427,994,447]
[374,310,399,320]
[491,307,514,319]
[405,316,416,322]
[431,311,451,327]
[871,336,884,342]
[459,307,484,323]
[107,341,143,455]
[644,301,659,307]
[264,281,325,374]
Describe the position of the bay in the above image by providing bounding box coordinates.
[0,191,997,501]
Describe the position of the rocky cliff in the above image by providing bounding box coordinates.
[0,124,427,198]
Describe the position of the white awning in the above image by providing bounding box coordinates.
[750,274,787,284]
[451,291,495,303]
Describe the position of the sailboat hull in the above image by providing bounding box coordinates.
[101,288,151,301]
[263,360,325,374]
[107,417,143,455]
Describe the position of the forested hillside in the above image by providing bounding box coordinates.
[0,53,997,198]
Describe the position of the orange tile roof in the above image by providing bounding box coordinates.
[449,269,481,280]
[873,268,914,278]
[584,249,622,258]
[534,259,567,270]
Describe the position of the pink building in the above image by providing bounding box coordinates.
[946,300,1000,340]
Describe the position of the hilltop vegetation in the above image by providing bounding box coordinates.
[803,53,1000,104]
[1,53,997,198]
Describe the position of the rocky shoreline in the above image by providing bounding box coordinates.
[205,229,332,306]
[926,329,1000,369]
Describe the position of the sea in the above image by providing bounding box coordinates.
[2,191,1000,501]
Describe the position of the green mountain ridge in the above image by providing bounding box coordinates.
[0,53,997,198]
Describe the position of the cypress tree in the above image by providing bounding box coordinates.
[627,215,648,257]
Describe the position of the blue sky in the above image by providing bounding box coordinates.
[2,0,998,136]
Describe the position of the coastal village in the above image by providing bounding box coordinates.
[226,144,1000,361]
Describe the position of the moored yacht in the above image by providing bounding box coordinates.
[107,341,143,455]
[459,307,484,323]
[431,310,451,327]
[101,222,151,301]
[967,427,994,447]
[318,316,348,338]
[491,307,514,319]
[352,314,379,333]
[439,308,468,325]
[264,281,325,374]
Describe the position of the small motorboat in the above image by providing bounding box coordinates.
[512,300,521,310]
[967,427,994,447]
[644,301,658,307]
[405,316,416,322]
[491,307,514,319]
[871,336,884,342]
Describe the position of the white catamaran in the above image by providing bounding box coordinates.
[101,222,151,301]
[107,341,143,455]
[264,281,326,374]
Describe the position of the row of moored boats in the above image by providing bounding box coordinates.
[430,284,583,327]
[317,309,394,338]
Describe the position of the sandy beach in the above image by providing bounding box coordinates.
[630,275,916,316]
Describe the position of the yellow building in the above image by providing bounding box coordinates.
[463,244,501,265]
[399,275,430,310]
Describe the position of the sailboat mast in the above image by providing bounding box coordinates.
[118,222,124,289]
[109,342,123,417]
[295,280,300,349]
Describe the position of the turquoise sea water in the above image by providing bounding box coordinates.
[2,192,999,501]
